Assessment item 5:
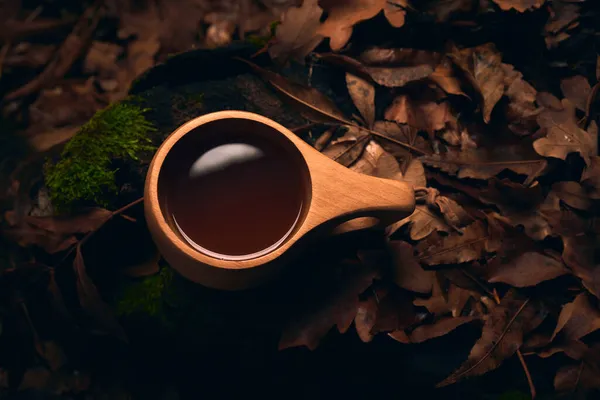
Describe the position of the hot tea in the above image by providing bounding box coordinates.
[163,134,307,260]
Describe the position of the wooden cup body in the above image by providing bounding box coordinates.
[144,111,415,290]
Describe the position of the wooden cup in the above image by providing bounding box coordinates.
[145,111,415,290]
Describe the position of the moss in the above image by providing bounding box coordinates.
[44,101,156,211]
[116,267,174,322]
[246,20,280,48]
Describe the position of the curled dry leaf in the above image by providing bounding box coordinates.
[385,95,455,133]
[552,181,592,211]
[346,73,375,128]
[552,293,600,342]
[417,220,500,266]
[268,0,324,64]
[359,47,441,67]
[370,288,422,334]
[413,274,475,318]
[372,120,431,171]
[581,156,600,199]
[449,43,506,123]
[492,0,545,12]
[534,98,597,165]
[238,58,351,125]
[408,316,479,344]
[437,290,547,387]
[349,140,403,179]
[388,241,434,294]
[486,251,569,287]
[279,261,379,351]
[354,293,379,342]
[318,53,435,88]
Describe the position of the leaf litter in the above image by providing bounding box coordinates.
[1,0,600,398]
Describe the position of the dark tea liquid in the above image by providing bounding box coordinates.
[165,135,306,260]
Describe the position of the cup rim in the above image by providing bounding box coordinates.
[145,111,313,270]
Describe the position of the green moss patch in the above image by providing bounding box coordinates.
[44,102,156,211]
[116,267,174,322]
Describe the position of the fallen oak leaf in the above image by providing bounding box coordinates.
[317,52,436,88]
[268,0,324,64]
[486,251,569,287]
[236,58,352,125]
[437,290,548,387]
[317,0,408,51]
[561,75,591,112]
[502,63,539,136]
[429,57,469,98]
[552,181,592,211]
[562,235,600,299]
[552,293,600,342]
[581,156,600,199]
[346,73,375,128]
[555,362,600,393]
[387,205,451,241]
[371,120,431,171]
[388,241,434,294]
[533,98,597,165]
[407,316,479,344]
[385,94,455,133]
[322,129,371,167]
[448,43,506,123]
[417,220,500,267]
[492,0,545,12]
[421,141,548,185]
[16,208,112,234]
[279,260,378,350]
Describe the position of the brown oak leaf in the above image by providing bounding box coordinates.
[346,73,375,128]
[552,293,600,342]
[555,362,600,393]
[492,0,545,12]
[437,290,547,387]
[563,235,600,299]
[408,316,479,344]
[449,43,506,123]
[533,97,597,165]
[417,220,501,266]
[388,241,434,294]
[486,251,569,288]
[322,128,371,167]
[561,75,592,112]
[552,181,593,211]
[268,0,324,64]
[502,63,539,136]
[385,94,455,133]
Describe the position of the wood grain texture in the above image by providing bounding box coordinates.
[145,111,415,289]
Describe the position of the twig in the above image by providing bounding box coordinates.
[5,1,103,100]
[517,349,537,399]
[0,6,43,79]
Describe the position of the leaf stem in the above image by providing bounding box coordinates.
[517,348,537,399]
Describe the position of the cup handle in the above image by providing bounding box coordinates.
[307,168,416,237]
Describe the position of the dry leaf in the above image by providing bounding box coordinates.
[417,221,500,266]
[346,73,375,128]
[437,290,547,387]
[322,131,370,167]
[385,95,455,133]
[239,58,351,125]
[492,0,545,12]
[486,252,569,287]
[421,142,547,183]
[387,205,451,241]
[555,362,600,392]
[408,316,479,343]
[318,52,435,88]
[317,0,408,51]
[561,75,591,112]
[269,0,324,63]
[552,293,600,342]
[359,47,441,67]
[581,156,600,199]
[449,43,506,123]
[372,120,431,171]
[370,288,422,334]
[502,63,539,136]
[354,294,379,342]
[429,57,468,97]
[389,241,434,294]
[414,187,474,229]
[534,98,597,165]
[563,235,600,299]
[552,181,592,211]
[414,276,474,317]
[279,261,378,350]
[349,140,403,178]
